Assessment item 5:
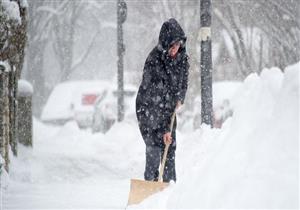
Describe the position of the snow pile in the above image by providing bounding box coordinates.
[1,0,21,23]
[213,81,242,107]
[8,119,144,185]
[18,79,33,97]
[131,62,299,209]
[4,118,144,208]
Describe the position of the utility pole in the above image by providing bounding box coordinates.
[200,0,213,127]
[117,0,127,122]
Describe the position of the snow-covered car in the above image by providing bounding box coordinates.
[92,85,137,133]
[41,80,110,128]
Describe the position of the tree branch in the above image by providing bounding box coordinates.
[69,30,101,75]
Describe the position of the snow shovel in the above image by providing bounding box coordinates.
[127,111,176,206]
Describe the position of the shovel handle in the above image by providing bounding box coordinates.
[158,111,176,182]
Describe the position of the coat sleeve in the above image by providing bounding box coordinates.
[161,56,189,134]
[161,112,172,133]
[141,60,153,90]
[177,56,189,104]
[138,56,155,105]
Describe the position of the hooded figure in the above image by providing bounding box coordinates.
[136,18,189,182]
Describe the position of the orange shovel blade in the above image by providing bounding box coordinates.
[127,179,169,205]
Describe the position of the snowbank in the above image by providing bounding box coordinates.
[7,119,144,185]
[4,118,144,208]
[213,80,242,107]
[131,62,299,209]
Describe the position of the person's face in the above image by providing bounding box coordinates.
[168,41,181,58]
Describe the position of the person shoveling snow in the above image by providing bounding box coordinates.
[128,18,189,205]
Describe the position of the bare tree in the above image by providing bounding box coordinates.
[51,0,102,82]
[213,0,300,79]
[23,0,108,116]
[24,0,55,116]
[251,0,300,69]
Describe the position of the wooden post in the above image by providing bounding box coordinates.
[17,80,33,147]
[0,62,10,172]
[9,69,18,156]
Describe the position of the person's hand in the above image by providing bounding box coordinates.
[176,101,182,110]
[163,132,172,145]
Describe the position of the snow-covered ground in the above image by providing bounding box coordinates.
[2,62,299,209]
[2,119,144,209]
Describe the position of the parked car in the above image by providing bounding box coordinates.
[41,80,110,128]
[92,85,137,133]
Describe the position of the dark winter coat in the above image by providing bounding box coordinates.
[136,18,189,147]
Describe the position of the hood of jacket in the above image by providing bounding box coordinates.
[158,18,187,52]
